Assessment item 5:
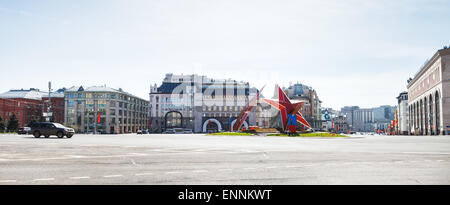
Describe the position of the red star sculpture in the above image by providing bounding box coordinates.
[262,86,312,131]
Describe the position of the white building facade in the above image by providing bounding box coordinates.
[407,47,450,135]
[149,74,257,133]
[396,92,409,135]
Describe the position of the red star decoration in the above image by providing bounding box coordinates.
[262,86,312,131]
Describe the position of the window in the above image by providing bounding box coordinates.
[68,93,75,98]
[68,100,74,107]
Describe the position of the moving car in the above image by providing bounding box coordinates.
[30,122,75,138]
[17,127,31,135]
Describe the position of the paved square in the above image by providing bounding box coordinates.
[0,134,449,184]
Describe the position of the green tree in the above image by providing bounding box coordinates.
[0,116,5,132]
[7,114,19,132]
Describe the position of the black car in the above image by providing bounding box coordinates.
[30,122,75,138]
[17,127,31,135]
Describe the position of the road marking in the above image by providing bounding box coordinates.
[192,170,208,173]
[402,152,450,155]
[265,166,277,169]
[437,160,445,162]
[65,155,85,158]
[0,153,150,162]
[243,167,257,170]
[128,153,148,156]
[285,165,301,168]
[135,173,153,176]
[165,171,183,174]
[218,169,232,171]
[103,175,122,178]
[33,178,55,181]
[0,180,17,183]
[124,146,138,148]
[69,176,90,179]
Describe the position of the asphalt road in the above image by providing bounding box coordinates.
[0,133,449,184]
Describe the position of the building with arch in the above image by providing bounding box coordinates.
[407,47,450,135]
[149,74,258,133]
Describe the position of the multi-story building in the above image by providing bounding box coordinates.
[0,88,65,127]
[396,92,409,135]
[149,74,257,133]
[340,105,395,132]
[284,83,322,129]
[407,46,450,135]
[340,106,359,131]
[64,86,149,134]
[353,108,374,132]
[331,115,349,133]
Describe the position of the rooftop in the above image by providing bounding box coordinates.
[408,46,450,87]
[0,88,64,100]
[65,85,147,101]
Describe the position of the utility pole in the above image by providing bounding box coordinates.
[48,81,52,122]
[94,94,97,135]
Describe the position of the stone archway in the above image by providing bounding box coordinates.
[202,118,222,133]
[165,111,183,129]
[230,119,249,131]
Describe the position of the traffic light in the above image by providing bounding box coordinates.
[97,113,101,123]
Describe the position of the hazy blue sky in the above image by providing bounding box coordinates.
[0,0,449,110]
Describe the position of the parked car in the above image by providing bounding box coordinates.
[17,127,31,135]
[173,128,185,134]
[137,130,143,135]
[183,129,193,134]
[142,129,148,134]
[30,122,75,138]
[163,129,175,134]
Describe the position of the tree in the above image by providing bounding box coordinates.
[7,114,19,132]
[0,116,5,132]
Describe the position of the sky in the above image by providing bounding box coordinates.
[0,0,449,110]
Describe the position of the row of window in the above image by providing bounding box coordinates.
[67,92,149,106]
[202,113,239,118]
[67,100,148,112]
[202,106,242,112]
